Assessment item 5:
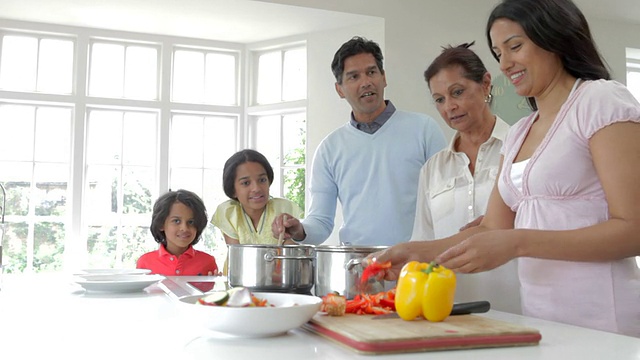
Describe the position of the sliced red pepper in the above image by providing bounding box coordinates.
[360,261,392,285]
[379,298,396,311]
[345,297,367,313]
[369,306,391,315]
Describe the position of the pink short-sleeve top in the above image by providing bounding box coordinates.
[498,79,640,337]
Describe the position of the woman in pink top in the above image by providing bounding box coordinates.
[369,0,640,337]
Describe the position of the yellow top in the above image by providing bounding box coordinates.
[211,197,304,244]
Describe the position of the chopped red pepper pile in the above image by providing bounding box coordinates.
[320,289,396,316]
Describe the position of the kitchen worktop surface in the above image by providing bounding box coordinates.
[0,274,638,359]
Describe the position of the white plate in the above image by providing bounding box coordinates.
[177,292,322,338]
[73,274,165,293]
[75,268,152,276]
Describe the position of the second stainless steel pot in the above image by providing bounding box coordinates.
[314,245,395,299]
[227,244,315,294]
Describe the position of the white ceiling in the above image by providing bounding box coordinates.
[0,0,638,43]
[0,0,378,43]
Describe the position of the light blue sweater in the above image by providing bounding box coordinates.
[301,109,446,246]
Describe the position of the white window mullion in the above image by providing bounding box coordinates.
[67,33,89,271]
[158,41,172,195]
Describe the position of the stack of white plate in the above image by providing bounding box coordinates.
[72,268,164,293]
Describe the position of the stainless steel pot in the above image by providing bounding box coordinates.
[314,245,395,299]
[227,244,315,294]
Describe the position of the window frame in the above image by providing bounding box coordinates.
[246,41,307,201]
[0,20,307,273]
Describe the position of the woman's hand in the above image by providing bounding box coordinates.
[459,215,484,232]
[435,229,519,273]
[365,241,442,281]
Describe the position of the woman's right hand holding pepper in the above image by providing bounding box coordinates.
[366,239,458,281]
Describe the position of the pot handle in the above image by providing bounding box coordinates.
[264,251,314,262]
[345,258,364,271]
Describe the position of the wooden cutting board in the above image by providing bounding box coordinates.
[303,313,541,355]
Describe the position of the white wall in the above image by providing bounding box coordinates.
[589,18,640,83]
[264,0,640,247]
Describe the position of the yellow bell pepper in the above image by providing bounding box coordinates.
[394,261,456,322]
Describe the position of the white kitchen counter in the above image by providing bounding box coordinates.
[0,274,638,360]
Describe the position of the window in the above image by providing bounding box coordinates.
[88,41,159,100]
[0,35,73,94]
[172,48,237,105]
[626,47,640,101]
[0,23,307,274]
[84,109,158,268]
[250,46,307,211]
[0,103,72,273]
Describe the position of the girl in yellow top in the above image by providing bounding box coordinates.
[211,149,303,246]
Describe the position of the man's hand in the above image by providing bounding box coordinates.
[271,213,306,241]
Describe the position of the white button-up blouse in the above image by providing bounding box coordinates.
[411,116,510,240]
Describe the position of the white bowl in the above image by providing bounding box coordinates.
[177,292,322,337]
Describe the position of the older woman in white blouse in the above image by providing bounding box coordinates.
[411,42,521,313]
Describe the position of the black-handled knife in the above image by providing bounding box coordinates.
[371,300,491,320]
[450,300,491,315]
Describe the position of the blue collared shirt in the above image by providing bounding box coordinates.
[349,100,396,134]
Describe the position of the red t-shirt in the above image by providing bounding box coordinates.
[136,244,218,276]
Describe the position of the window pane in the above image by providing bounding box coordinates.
[33,221,65,272]
[34,107,72,162]
[122,112,157,166]
[37,38,74,94]
[0,174,31,216]
[124,46,158,100]
[202,168,226,212]
[87,225,117,268]
[256,115,282,167]
[171,114,204,167]
[34,163,69,216]
[284,167,305,212]
[0,35,37,91]
[85,165,119,220]
[283,48,307,101]
[282,113,306,166]
[0,104,35,161]
[256,115,282,193]
[205,53,236,105]
[121,166,154,215]
[173,50,204,103]
[2,222,28,274]
[256,51,282,104]
[89,43,125,97]
[86,110,123,164]
[170,168,203,194]
[121,225,155,267]
[627,71,640,101]
[203,116,237,168]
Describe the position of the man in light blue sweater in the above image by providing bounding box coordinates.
[272,36,446,246]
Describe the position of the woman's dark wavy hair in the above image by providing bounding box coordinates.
[486,0,610,110]
[222,149,274,200]
[424,41,488,88]
[150,189,208,246]
[331,36,384,84]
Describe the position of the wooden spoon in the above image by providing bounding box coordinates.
[278,214,287,246]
